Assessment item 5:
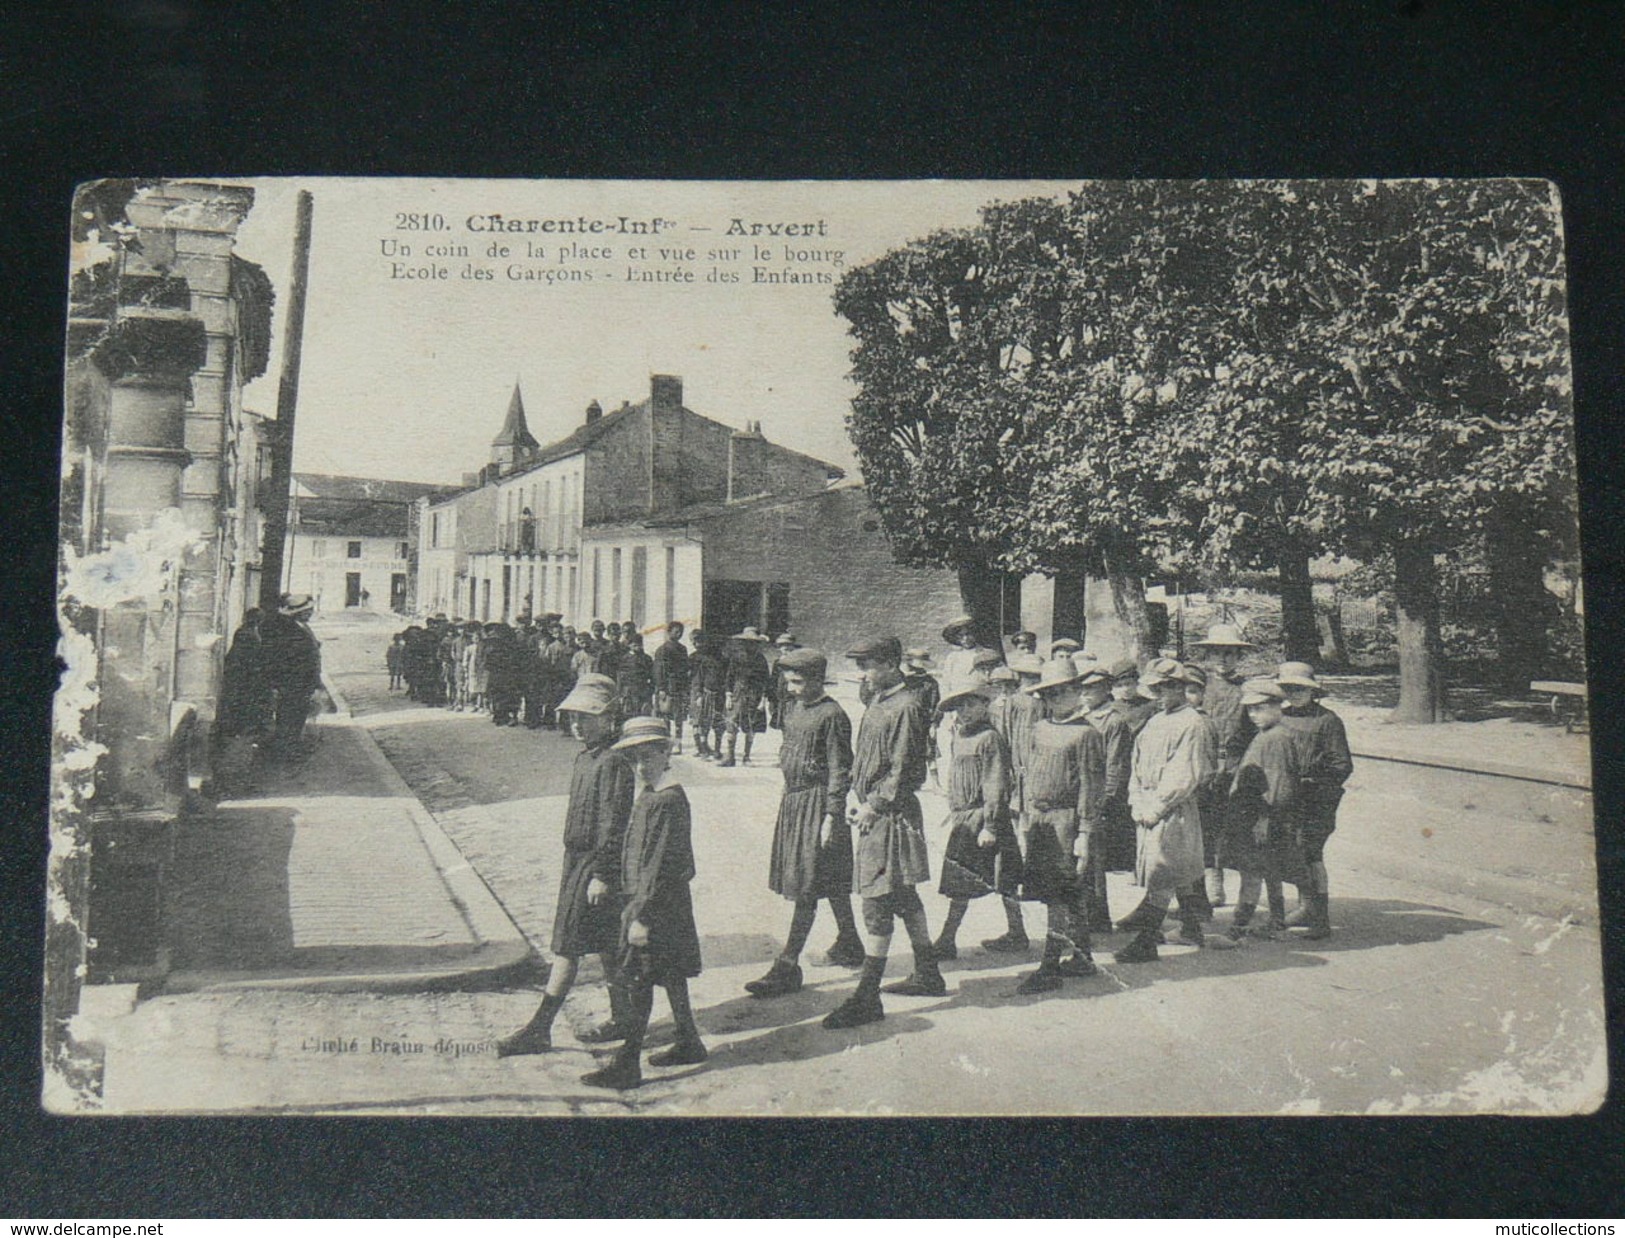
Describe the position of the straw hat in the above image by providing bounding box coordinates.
[971,647,1003,669]
[1023,657,1085,695]
[611,715,674,752]
[1194,622,1256,649]
[775,632,798,647]
[988,666,1019,685]
[1275,661,1325,693]
[1009,654,1045,677]
[1181,663,1208,687]
[558,672,618,716]
[735,626,770,642]
[940,680,995,710]
[1072,657,1114,686]
[279,593,314,617]
[941,615,977,643]
[1239,679,1287,707]
[1049,637,1082,656]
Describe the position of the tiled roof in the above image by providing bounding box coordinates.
[292,473,452,503]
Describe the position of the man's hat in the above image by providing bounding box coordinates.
[1181,663,1208,687]
[1023,657,1084,695]
[941,615,977,643]
[1049,637,1082,655]
[611,715,674,752]
[988,665,1019,685]
[1072,657,1114,686]
[1194,622,1256,650]
[1010,653,1045,677]
[1107,657,1140,682]
[734,626,770,642]
[1013,630,1037,646]
[940,680,995,710]
[775,632,797,647]
[279,593,314,616]
[1140,656,1193,688]
[558,673,618,716]
[971,647,1003,669]
[776,646,828,679]
[847,635,902,663]
[1240,679,1288,707]
[1275,661,1325,693]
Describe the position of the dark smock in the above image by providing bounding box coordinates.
[1020,711,1106,903]
[1198,669,1256,863]
[939,720,1021,900]
[690,649,727,731]
[851,681,931,896]
[1280,701,1353,845]
[725,646,771,731]
[1222,724,1310,885]
[619,779,703,984]
[550,740,637,958]
[617,648,656,719]
[652,639,690,721]
[769,695,854,900]
[1087,700,1137,873]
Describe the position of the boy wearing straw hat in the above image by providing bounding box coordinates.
[581,716,706,1090]
[1276,662,1352,940]
[931,680,1022,961]
[745,647,865,997]
[1115,658,1216,964]
[720,627,772,767]
[1077,657,1132,932]
[1014,656,1107,993]
[498,673,638,1057]
[822,636,943,1029]
[1192,622,1259,908]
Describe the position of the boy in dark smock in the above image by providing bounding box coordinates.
[745,648,864,998]
[688,630,727,759]
[1078,657,1132,930]
[616,631,656,721]
[496,673,636,1057]
[1215,680,1307,943]
[931,682,1021,960]
[720,627,772,766]
[1276,661,1352,940]
[651,621,691,752]
[822,636,944,1029]
[983,665,1034,952]
[1192,623,1259,908]
[1014,657,1106,993]
[582,716,706,1090]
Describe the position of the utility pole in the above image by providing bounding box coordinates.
[259,189,314,611]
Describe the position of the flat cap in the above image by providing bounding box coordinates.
[846,635,902,663]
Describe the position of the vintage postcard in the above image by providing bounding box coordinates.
[48,177,1603,1115]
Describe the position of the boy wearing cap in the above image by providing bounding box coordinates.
[1192,624,1259,908]
[652,621,692,753]
[984,666,1035,952]
[903,647,944,778]
[581,717,706,1090]
[616,630,656,721]
[1116,658,1216,963]
[1215,680,1306,943]
[1109,659,1157,735]
[1276,662,1352,940]
[769,633,799,730]
[497,673,637,1058]
[745,648,864,997]
[1078,658,1133,932]
[1015,658,1107,992]
[721,628,772,767]
[932,682,1022,960]
[823,636,942,1029]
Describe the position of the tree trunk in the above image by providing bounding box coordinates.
[956,558,1006,652]
[1084,567,1157,664]
[1393,537,1449,722]
[1278,541,1320,663]
[1486,507,1554,695]
[1051,565,1088,647]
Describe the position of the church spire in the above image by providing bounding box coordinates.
[491,380,539,470]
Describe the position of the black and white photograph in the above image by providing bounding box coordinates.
[48,176,1603,1117]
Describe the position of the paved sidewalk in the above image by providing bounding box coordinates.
[154,692,533,994]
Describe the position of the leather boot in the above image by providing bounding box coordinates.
[577,983,631,1044]
[744,958,804,998]
[883,956,947,997]
[813,932,867,968]
[980,930,1031,954]
[581,1041,643,1090]
[496,992,562,1057]
[1302,892,1333,940]
[823,957,887,1028]
[648,1037,708,1067]
[1114,928,1161,964]
[718,735,737,767]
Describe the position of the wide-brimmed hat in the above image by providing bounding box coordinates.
[279,593,314,616]
[1073,657,1114,686]
[734,626,770,642]
[611,715,674,752]
[775,632,798,647]
[903,647,934,664]
[940,680,995,710]
[1240,679,1288,707]
[1181,663,1208,688]
[558,673,618,716]
[1009,654,1045,677]
[847,635,902,663]
[1194,622,1256,650]
[1275,661,1325,693]
[941,615,977,643]
[1140,656,1193,688]
[971,647,1003,669]
[1023,657,1085,695]
[1049,637,1082,655]
[988,665,1019,685]
[1107,657,1140,682]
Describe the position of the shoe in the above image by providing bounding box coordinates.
[822,994,885,1029]
[1015,966,1064,994]
[581,1056,643,1090]
[1283,904,1312,928]
[813,935,867,968]
[930,936,958,961]
[1114,902,1166,933]
[1301,893,1333,940]
[1168,924,1207,949]
[1181,889,1215,922]
[576,1019,628,1045]
[980,931,1031,954]
[1114,933,1161,964]
[883,968,947,997]
[494,1025,553,1058]
[1056,953,1099,978]
[718,757,736,768]
[744,959,804,998]
[648,1039,708,1067]
[1206,868,1227,908]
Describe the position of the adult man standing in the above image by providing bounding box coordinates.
[1276,661,1352,940]
[651,621,692,753]
[261,593,322,759]
[1191,623,1258,907]
[745,647,864,997]
[822,636,942,1029]
[497,673,636,1056]
[720,627,771,768]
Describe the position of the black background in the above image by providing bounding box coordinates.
[2,0,1621,1218]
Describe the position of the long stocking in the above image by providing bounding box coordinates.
[783,898,819,962]
[664,977,701,1045]
[938,898,969,948]
[829,895,859,939]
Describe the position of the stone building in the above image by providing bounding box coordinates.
[54,180,277,1057]
[282,473,447,614]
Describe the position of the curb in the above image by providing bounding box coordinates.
[1349,743,1591,792]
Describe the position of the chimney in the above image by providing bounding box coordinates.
[651,374,683,412]
[727,420,769,502]
[585,398,602,425]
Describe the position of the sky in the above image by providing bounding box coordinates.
[229,179,1081,485]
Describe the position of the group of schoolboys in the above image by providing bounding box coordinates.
[493,612,1351,1090]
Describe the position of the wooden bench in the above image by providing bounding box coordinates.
[1530,680,1588,733]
